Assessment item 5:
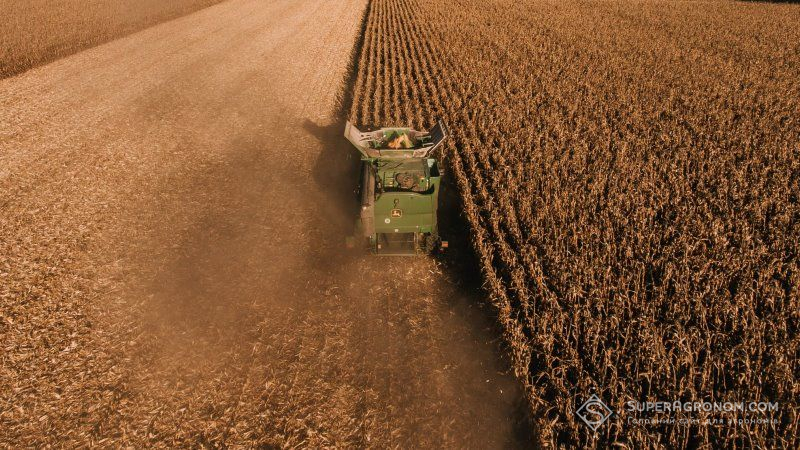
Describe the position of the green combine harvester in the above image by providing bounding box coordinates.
[345,120,448,255]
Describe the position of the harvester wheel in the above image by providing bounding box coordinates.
[420,233,440,254]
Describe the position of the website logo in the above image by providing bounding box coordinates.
[576,394,613,431]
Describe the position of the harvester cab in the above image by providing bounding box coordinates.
[345,120,448,255]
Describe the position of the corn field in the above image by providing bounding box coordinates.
[349,0,800,447]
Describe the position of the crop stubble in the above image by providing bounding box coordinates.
[0,0,227,79]
[350,0,800,447]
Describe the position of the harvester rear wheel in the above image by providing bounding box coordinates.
[420,233,440,254]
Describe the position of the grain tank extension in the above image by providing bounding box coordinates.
[345,121,449,255]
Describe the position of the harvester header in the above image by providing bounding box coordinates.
[344,121,447,159]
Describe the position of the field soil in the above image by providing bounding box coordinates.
[0,0,525,447]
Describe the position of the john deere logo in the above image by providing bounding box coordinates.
[576,394,613,431]
[391,209,402,218]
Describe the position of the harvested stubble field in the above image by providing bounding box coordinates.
[349,0,800,447]
[1,0,527,447]
[0,0,226,78]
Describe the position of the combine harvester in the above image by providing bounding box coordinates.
[345,121,448,255]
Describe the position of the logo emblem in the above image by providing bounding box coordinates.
[576,394,613,431]
[391,209,402,218]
